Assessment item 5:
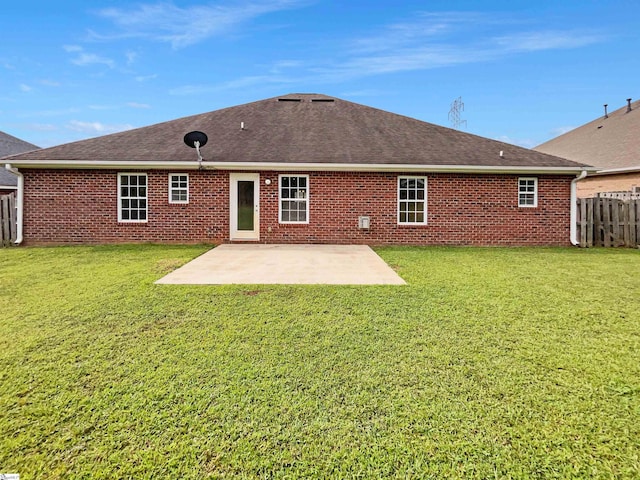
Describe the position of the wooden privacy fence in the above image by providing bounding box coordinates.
[1,193,17,246]
[577,197,640,247]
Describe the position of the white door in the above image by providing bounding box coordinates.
[230,173,260,240]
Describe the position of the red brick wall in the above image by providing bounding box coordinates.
[22,169,573,246]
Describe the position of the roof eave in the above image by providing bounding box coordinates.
[5,160,202,170]
[203,162,593,175]
[589,166,640,176]
[5,160,594,175]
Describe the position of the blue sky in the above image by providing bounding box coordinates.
[1,0,637,149]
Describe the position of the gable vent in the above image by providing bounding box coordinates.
[311,99,335,103]
[278,98,302,102]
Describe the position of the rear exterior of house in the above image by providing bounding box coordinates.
[21,169,572,245]
[5,94,591,246]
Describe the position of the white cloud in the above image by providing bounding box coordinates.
[496,135,536,149]
[170,10,609,94]
[88,102,151,110]
[169,73,294,95]
[125,50,137,65]
[550,125,576,137]
[126,102,151,109]
[71,52,116,69]
[96,0,310,48]
[321,13,609,80]
[19,84,32,92]
[350,12,488,54]
[67,120,134,135]
[64,44,116,69]
[268,60,304,74]
[19,123,58,132]
[494,31,605,52]
[18,108,81,118]
[341,89,393,98]
[39,79,61,87]
[88,105,117,110]
[135,74,158,82]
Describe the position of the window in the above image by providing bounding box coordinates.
[518,177,538,207]
[169,174,189,204]
[279,175,309,223]
[118,173,147,222]
[398,176,427,224]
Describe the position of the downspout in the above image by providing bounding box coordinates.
[570,169,588,246]
[4,164,23,245]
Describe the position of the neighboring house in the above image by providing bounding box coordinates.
[0,131,39,195]
[536,98,640,198]
[3,93,592,246]
[0,169,19,196]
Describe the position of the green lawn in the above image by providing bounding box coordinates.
[1,245,639,479]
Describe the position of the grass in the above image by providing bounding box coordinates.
[0,244,639,479]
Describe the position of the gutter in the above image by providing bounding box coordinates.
[570,169,588,246]
[7,159,594,176]
[587,165,640,176]
[4,164,23,245]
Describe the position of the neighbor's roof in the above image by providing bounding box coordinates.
[0,168,18,187]
[5,94,590,174]
[1,131,39,186]
[536,99,640,174]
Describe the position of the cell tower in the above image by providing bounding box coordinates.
[448,96,467,130]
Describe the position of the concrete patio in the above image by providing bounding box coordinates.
[155,244,406,285]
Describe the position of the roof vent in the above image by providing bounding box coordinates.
[278,98,302,102]
[603,104,608,118]
[627,98,633,113]
[311,99,335,103]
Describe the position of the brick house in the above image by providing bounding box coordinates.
[3,94,592,246]
[536,98,640,198]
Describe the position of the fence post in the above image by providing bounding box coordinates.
[612,199,621,246]
[629,200,640,246]
[586,198,594,247]
[578,198,585,247]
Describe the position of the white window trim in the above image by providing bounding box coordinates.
[168,173,189,204]
[118,173,148,223]
[278,174,310,224]
[397,176,428,225]
[518,177,538,208]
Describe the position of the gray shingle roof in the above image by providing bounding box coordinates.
[6,94,588,171]
[536,99,640,172]
[1,131,39,186]
[0,168,18,187]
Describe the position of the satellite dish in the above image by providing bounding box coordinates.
[183,131,208,148]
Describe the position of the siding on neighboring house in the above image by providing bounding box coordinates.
[23,169,572,246]
[577,172,640,198]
